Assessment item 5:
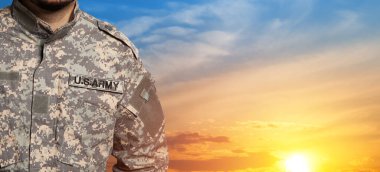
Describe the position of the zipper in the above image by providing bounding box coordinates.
[28,43,45,171]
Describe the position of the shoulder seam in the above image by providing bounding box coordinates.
[97,21,139,60]
[79,11,140,59]
[79,11,98,26]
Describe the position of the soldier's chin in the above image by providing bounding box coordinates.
[31,0,75,11]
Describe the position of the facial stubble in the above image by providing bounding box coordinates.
[30,0,76,11]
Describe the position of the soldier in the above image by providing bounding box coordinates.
[0,0,169,171]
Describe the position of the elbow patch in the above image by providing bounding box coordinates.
[124,74,165,137]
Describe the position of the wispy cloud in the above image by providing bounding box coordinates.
[167,132,229,152]
[117,0,255,84]
[234,120,320,130]
[119,16,162,37]
[169,152,277,171]
[115,0,379,89]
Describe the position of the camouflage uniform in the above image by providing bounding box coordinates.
[0,0,169,171]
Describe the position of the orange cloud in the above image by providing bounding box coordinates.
[167,132,229,153]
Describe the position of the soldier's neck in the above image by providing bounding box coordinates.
[19,0,76,32]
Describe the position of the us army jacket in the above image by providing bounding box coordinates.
[0,0,169,171]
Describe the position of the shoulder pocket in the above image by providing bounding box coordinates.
[120,73,165,137]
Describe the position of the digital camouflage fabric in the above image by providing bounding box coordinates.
[0,0,169,171]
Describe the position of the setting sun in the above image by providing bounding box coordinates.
[285,154,311,172]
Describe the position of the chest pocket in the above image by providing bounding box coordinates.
[0,82,23,168]
[0,72,21,110]
[56,86,122,170]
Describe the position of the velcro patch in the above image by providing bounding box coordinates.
[33,94,50,113]
[0,71,20,81]
[125,73,164,136]
[69,74,124,94]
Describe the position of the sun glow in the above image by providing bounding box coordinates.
[285,154,311,172]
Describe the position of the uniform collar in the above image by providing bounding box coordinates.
[11,0,81,41]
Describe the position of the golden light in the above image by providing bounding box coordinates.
[285,154,311,172]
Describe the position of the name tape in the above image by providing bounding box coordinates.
[69,74,124,94]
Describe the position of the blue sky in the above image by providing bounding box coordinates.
[1,0,379,86]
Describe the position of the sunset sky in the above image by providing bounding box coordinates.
[2,0,380,171]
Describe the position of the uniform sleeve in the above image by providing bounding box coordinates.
[112,65,169,172]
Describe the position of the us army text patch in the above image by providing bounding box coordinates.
[69,74,124,94]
